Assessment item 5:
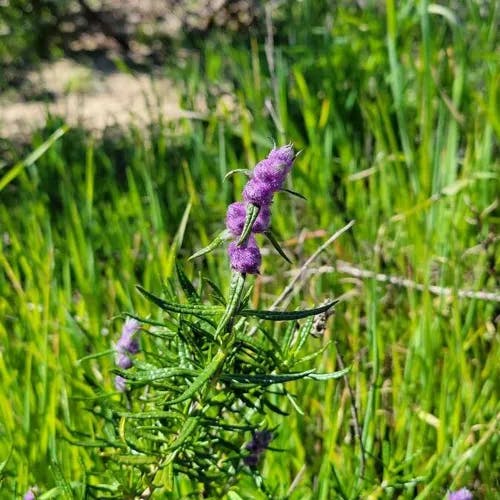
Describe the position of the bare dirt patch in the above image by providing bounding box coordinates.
[0,58,204,139]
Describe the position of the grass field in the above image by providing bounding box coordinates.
[0,1,498,498]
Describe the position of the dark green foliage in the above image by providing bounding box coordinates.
[85,268,339,497]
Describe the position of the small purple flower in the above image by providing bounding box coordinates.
[448,488,473,500]
[114,375,127,392]
[116,352,133,369]
[228,235,262,274]
[242,179,274,206]
[244,430,273,467]
[225,202,271,235]
[245,430,273,453]
[116,318,141,355]
[23,488,37,500]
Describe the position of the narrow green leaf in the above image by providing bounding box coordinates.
[306,368,350,380]
[126,367,198,382]
[239,299,339,321]
[221,369,316,385]
[167,416,200,451]
[282,321,298,357]
[188,230,231,261]
[286,392,304,415]
[292,316,315,355]
[76,349,115,364]
[116,410,182,420]
[176,262,200,303]
[294,340,334,365]
[280,188,307,200]
[49,461,72,500]
[165,348,227,405]
[224,168,252,180]
[166,200,192,275]
[0,126,67,192]
[0,446,12,474]
[136,285,224,316]
[203,277,227,305]
[237,203,260,245]
[264,230,292,263]
[215,272,246,337]
[262,397,289,415]
[124,313,176,331]
[115,455,157,465]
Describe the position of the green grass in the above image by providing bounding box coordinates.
[1,1,498,498]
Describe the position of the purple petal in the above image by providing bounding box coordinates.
[242,179,274,206]
[114,375,127,392]
[253,158,287,191]
[122,317,140,337]
[226,202,271,235]
[116,353,133,369]
[225,202,247,235]
[116,318,141,354]
[228,236,262,274]
[448,488,473,500]
[23,490,36,500]
[267,144,295,172]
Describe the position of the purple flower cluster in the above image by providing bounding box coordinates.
[448,488,473,500]
[244,430,273,467]
[114,317,141,391]
[226,144,295,274]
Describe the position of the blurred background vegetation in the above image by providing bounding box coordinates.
[0,0,498,498]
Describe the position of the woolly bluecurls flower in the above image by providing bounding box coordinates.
[227,235,262,274]
[448,488,473,500]
[226,202,271,235]
[116,317,140,355]
[114,375,127,392]
[244,430,273,467]
[114,318,141,391]
[116,352,133,370]
[242,179,275,206]
[252,144,295,192]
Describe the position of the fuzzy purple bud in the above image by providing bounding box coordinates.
[114,375,127,392]
[242,179,274,206]
[267,144,295,173]
[244,430,273,467]
[448,488,473,500]
[225,202,271,235]
[228,235,262,274]
[23,489,36,500]
[252,158,287,191]
[116,318,141,355]
[116,352,133,369]
[245,430,273,453]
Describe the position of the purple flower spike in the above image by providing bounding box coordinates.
[116,352,133,369]
[267,144,295,173]
[116,318,141,355]
[226,202,271,235]
[448,488,473,500]
[228,235,262,274]
[114,375,127,392]
[242,179,274,206]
